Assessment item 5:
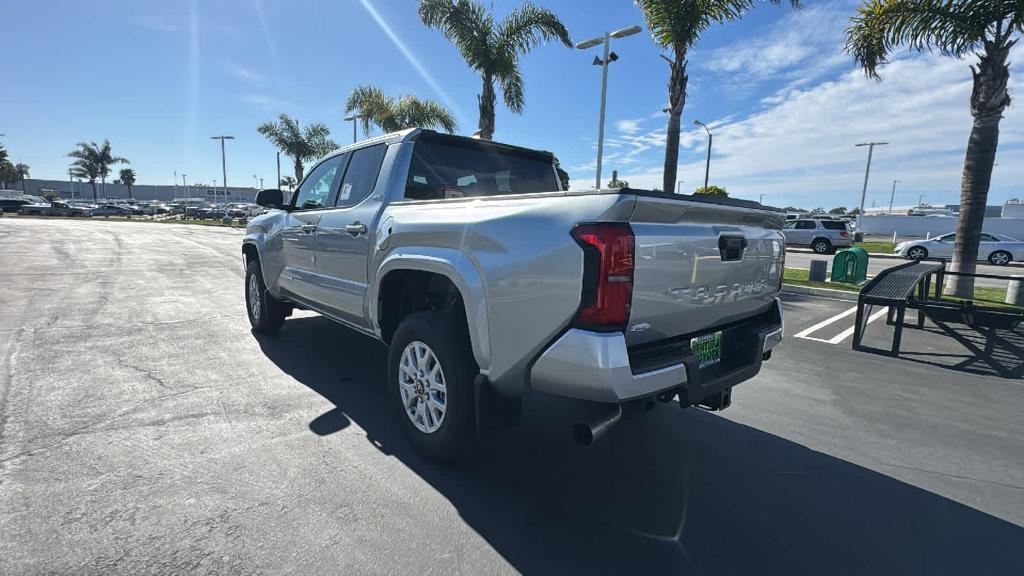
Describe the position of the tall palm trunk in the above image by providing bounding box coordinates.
[294,158,304,182]
[662,51,688,194]
[478,74,496,141]
[945,39,1012,298]
[90,180,97,201]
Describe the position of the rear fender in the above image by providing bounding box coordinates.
[372,248,491,373]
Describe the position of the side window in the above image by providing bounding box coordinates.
[336,144,387,207]
[293,155,344,210]
[795,220,816,230]
[980,234,998,242]
[782,221,796,229]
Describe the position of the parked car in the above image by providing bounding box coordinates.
[895,233,1024,266]
[226,202,262,217]
[781,218,853,254]
[91,204,135,216]
[242,129,785,461]
[18,200,92,217]
[0,198,31,213]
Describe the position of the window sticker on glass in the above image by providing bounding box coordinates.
[339,182,353,201]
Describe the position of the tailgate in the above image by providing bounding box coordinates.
[625,192,785,347]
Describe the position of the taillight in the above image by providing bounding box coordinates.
[571,223,634,331]
[777,238,786,292]
[840,231,849,238]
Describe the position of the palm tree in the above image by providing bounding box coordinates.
[279,176,297,191]
[0,146,13,189]
[637,0,800,195]
[419,0,572,140]
[257,113,338,182]
[14,163,29,191]
[346,84,458,135]
[67,140,128,201]
[846,0,1020,298]
[117,168,137,198]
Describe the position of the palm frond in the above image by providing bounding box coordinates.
[346,84,398,134]
[395,96,459,132]
[638,0,799,51]
[495,1,572,59]
[419,0,495,70]
[496,68,525,113]
[845,0,1000,78]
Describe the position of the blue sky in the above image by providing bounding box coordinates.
[2,0,1021,209]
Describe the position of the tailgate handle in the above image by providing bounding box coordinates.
[719,235,747,261]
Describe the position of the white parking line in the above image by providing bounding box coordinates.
[795,306,889,345]
[793,306,858,339]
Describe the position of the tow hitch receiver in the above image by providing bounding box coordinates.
[699,388,732,411]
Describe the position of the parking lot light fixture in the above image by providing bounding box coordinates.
[854,141,888,230]
[576,24,642,189]
[211,135,234,209]
[694,120,712,192]
[344,115,359,143]
[888,180,901,214]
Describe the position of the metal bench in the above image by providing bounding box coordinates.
[852,261,943,355]
[853,260,1023,355]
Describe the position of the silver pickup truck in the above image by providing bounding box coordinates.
[243,129,785,461]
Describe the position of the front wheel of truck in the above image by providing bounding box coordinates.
[388,310,477,462]
[245,259,286,334]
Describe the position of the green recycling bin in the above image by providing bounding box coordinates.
[831,247,869,284]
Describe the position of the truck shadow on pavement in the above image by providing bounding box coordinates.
[256,316,1024,576]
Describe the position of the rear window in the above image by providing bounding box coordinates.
[405,136,558,201]
[821,221,848,230]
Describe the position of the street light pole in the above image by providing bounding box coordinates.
[759,193,766,205]
[344,115,359,143]
[575,25,642,190]
[182,174,188,199]
[694,120,712,192]
[919,194,927,207]
[211,135,234,207]
[888,179,901,214]
[276,151,281,191]
[854,141,889,230]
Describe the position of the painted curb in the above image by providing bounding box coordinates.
[781,284,860,301]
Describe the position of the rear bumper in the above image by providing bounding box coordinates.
[529,298,783,403]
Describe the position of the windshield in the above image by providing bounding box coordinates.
[405,136,558,200]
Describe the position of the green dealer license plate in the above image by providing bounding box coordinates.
[691,331,723,370]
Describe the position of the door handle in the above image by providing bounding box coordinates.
[345,222,368,236]
[300,224,317,234]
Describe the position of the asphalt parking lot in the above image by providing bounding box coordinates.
[2,219,1022,575]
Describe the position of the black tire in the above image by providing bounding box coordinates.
[812,238,832,254]
[245,258,286,334]
[907,246,928,261]
[388,309,478,462]
[988,250,1012,266]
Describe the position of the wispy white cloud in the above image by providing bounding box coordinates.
[615,119,643,135]
[609,50,1024,205]
[239,93,292,111]
[702,3,851,88]
[223,62,267,83]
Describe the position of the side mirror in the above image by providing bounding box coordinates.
[256,188,285,209]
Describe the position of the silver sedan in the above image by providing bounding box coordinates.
[894,232,1024,266]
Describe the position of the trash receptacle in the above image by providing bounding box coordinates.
[1007,276,1024,306]
[809,260,828,282]
[831,247,869,284]
[854,231,864,243]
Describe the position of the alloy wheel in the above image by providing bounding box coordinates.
[398,340,447,434]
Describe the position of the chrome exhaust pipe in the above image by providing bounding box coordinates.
[572,404,623,446]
